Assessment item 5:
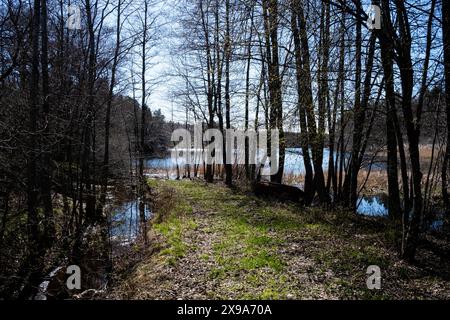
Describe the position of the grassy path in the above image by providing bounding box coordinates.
[108,179,449,300]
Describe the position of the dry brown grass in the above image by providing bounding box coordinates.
[149,182,177,225]
[357,169,388,195]
[283,169,389,196]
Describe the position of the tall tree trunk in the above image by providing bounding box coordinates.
[40,0,54,246]
[345,0,362,209]
[200,0,215,183]
[244,5,255,180]
[291,0,313,201]
[214,0,225,184]
[392,0,423,260]
[335,12,346,200]
[442,0,450,225]
[349,32,376,212]
[224,0,232,186]
[83,0,98,223]
[263,0,285,184]
[377,24,402,219]
[317,0,330,198]
[100,0,122,213]
[297,0,328,202]
[21,0,42,299]
[139,0,149,244]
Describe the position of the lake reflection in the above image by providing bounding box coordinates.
[110,199,152,243]
[357,196,388,216]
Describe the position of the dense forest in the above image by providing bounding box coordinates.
[0,0,449,300]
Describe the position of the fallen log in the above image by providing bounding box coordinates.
[253,181,305,203]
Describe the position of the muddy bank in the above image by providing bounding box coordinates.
[34,185,154,300]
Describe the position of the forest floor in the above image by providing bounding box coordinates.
[107,179,450,300]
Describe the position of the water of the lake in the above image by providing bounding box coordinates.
[144,148,385,175]
[356,195,444,231]
[110,199,152,244]
[357,195,388,216]
[146,148,318,174]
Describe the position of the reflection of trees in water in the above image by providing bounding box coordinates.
[110,198,152,244]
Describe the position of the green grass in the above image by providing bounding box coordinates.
[151,183,198,265]
[150,180,295,297]
[151,180,359,297]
